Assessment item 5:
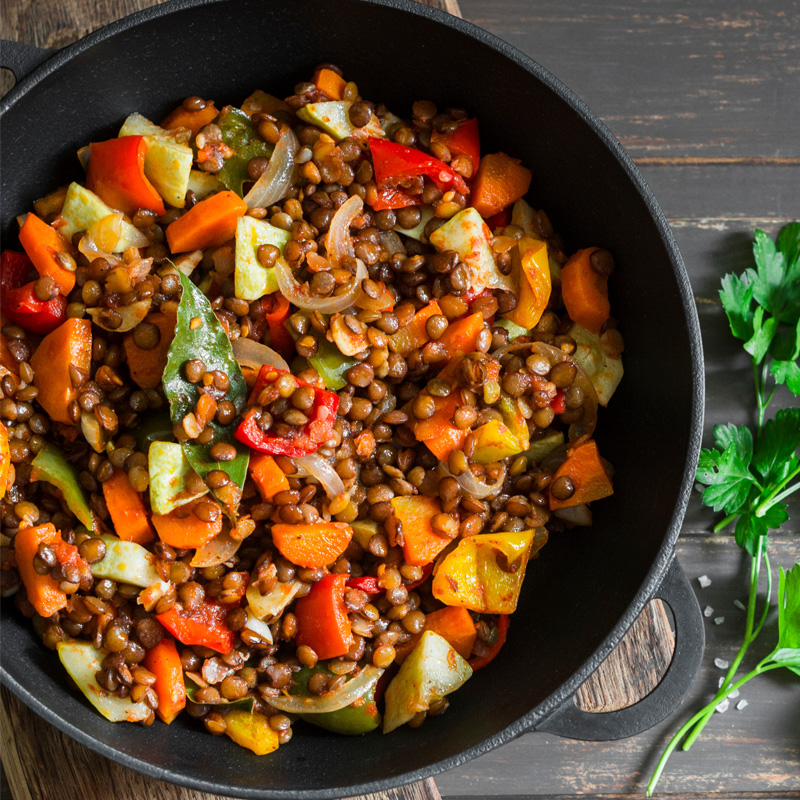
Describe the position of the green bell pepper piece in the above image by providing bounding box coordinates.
[293,666,381,734]
[288,316,357,390]
[215,107,273,196]
[185,677,255,713]
[30,444,93,530]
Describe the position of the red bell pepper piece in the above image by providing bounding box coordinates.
[405,562,434,590]
[550,390,566,415]
[0,250,66,334]
[261,293,295,359]
[370,186,424,212]
[369,137,469,207]
[86,135,166,216]
[431,117,480,174]
[346,576,382,595]
[485,206,512,231]
[156,588,245,655]
[469,614,509,671]
[235,365,339,457]
[294,573,354,659]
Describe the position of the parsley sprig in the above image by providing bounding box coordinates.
[647,223,800,795]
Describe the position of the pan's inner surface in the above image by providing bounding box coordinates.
[0,0,698,795]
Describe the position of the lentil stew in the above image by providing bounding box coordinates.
[0,65,624,753]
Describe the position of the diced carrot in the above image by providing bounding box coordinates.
[123,309,176,389]
[271,522,353,569]
[143,638,186,724]
[391,495,451,567]
[412,392,468,461]
[166,190,247,253]
[30,318,92,425]
[395,606,477,664]
[0,329,19,375]
[560,247,610,334]
[295,574,354,659]
[161,103,219,137]
[18,213,76,295]
[390,300,442,357]
[503,237,552,329]
[15,523,85,617]
[0,422,9,500]
[102,469,155,545]
[470,152,532,219]
[548,440,614,510]
[249,453,290,502]
[152,496,223,549]
[438,312,484,359]
[313,67,347,100]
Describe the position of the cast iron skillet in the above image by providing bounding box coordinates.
[0,1,706,796]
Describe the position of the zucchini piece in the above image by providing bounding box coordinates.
[569,323,623,406]
[148,440,208,515]
[30,444,93,530]
[187,169,225,200]
[383,631,472,733]
[523,430,565,464]
[59,182,148,249]
[119,113,193,209]
[245,579,302,620]
[297,101,384,141]
[234,216,290,301]
[91,535,162,588]
[430,207,513,293]
[57,640,151,722]
[394,206,435,243]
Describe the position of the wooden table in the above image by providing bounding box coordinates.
[2,0,799,798]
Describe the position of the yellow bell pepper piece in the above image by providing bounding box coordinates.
[223,710,280,755]
[472,419,525,463]
[432,529,548,614]
[501,236,551,330]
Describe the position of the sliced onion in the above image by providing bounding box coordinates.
[531,342,598,439]
[246,579,303,621]
[441,462,506,499]
[87,299,152,332]
[243,126,299,209]
[275,255,366,313]
[243,611,274,644]
[554,504,593,526]
[326,194,362,268]
[231,337,290,371]
[267,665,383,714]
[81,412,106,453]
[191,530,242,568]
[291,453,345,499]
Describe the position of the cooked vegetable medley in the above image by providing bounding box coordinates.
[0,64,624,751]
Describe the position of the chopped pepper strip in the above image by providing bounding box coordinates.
[156,592,244,655]
[235,366,339,457]
[18,213,76,296]
[86,135,166,216]
[469,614,509,671]
[261,293,294,359]
[0,250,66,334]
[431,117,480,173]
[294,573,354,660]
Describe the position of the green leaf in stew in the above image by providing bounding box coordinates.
[216,106,273,196]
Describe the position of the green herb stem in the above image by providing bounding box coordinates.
[754,470,800,517]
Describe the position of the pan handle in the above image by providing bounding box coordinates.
[1,41,53,83]
[535,555,705,741]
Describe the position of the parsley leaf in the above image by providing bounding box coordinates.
[719,272,755,342]
[747,228,792,322]
[743,305,778,363]
[771,564,800,676]
[752,408,800,484]
[776,222,800,269]
[771,360,800,394]
[696,438,756,516]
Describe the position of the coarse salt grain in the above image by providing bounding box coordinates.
[736,699,748,711]
[714,658,730,669]
[698,575,712,588]
[704,606,714,617]
[734,599,746,611]
[716,698,730,713]
[729,688,740,699]
[718,677,725,688]
[714,616,725,625]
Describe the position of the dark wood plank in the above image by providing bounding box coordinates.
[459,0,800,160]
[435,533,800,798]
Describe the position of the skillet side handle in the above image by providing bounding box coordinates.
[1,41,53,82]
[535,556,705,741]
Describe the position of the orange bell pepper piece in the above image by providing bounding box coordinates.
[143,638,187,724]
[294,573,354,660]
[30,318,92,425]
[390,300,442,357]
[438,312,484,360]
[395,606,477,664]
[161,102,219,137]
[102,469,155,545]
[412,391,468,461]
[313,67,346,100]
[271,522,353,569]
[86,135,166,216]
[152,496,223,549]
[548,440,614,510]
[470,152,532,219]
[560,247,610,334]
[166,190,246,253]
[391,495,451,567]
[18,213,76,296]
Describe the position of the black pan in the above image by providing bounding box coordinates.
[0,1,706,797]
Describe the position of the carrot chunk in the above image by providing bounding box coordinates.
[166,190,247,253]
[548,440,614,510]
[102,469,155,545]
[152,497,223,549]
[313,68,346,100]
[391,495,451,567]
[18,213,76,296]
[271,522,353,569]
[470,152,532,219]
